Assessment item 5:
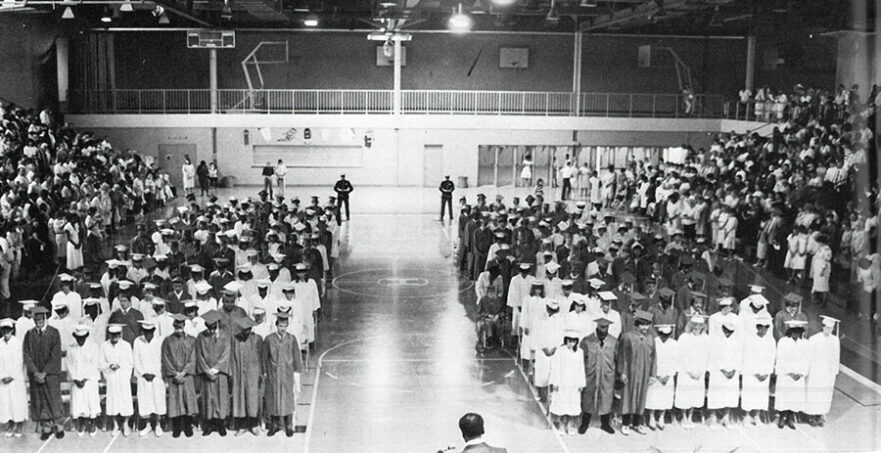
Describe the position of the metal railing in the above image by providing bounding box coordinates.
[68,89,731,118]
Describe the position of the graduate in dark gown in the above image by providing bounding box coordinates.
[161,313,198,438]
[617,310,656,435]
[230,317,263,436]
[262,312,303,437]
[22,307,64,439]
[195,310,230,436]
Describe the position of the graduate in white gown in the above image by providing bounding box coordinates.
[520,281,548,366]
[507,263,534,338]
[645,324,678,430]
[674,315,709,429]
[51,274,83,320]
[804,316,840,426]
[775,319,810,430]
[182,301,206,337]
[14,300,36,341]
[150,299,176,339]
[293,264,322,344]
[533,300,565,404]
[66,324,101,436]
[740,313,776,425]
[706,318,742,427]
[0,319,27,437]
[102,324,135,436]
[548,330,586,435]
[133,320,167,437]
[194,281,218,316]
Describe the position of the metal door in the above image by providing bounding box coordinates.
[477,145,495,187]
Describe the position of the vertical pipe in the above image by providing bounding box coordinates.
[209,49,218,113]
[572,31,583,116]
[105,34,116,112]
[393,37,402,115]
[745,35,756,92]
[55,37,69,112]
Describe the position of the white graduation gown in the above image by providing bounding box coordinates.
[646,337,678,410]
[151,312,176,339]
[774,337,809,412]
[196,297,218,316]
[15,316,35,340]
[533,314,565,388]
[804,333,839,415]
[706,334,742,409]
[506,274,532,332]
[0,336,28,422]
[184,317,206,337]
[520,296,548,360]
[674,332,709,409]
[293,280,320,342]
[549,346,586,416]
[133,335,167,416]
[740,333,776,411]
[51,291,83,320]
[101,340,134,416]
[66,340,102,418]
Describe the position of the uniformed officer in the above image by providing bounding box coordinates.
[439,176,455,221]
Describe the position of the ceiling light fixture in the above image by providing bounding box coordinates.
[490,0,517,6]
[119,1,133,12]
[303,16,319,27]
[61,6,74,19]
[448,3,473,33]
[221,0,232,21]
[158,12,170,24]
[100,6,112,23]
[546,0,559,22]
[579,0,597,7]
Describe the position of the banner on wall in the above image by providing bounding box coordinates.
[259,127,273,142]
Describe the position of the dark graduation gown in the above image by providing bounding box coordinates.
[165,290,187,314]
[231,333,263,418]
[580,333,617,416]
[161,332,198,417]
[263,331,303,417]
[23,326,64,422]
[217,306,248,333]
[618,330,656,415]
[108,308,144,345]
[195,329,231,419]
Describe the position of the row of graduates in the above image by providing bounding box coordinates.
[509,288,840,436]
[43,262,321,351]
[0,303,306,439]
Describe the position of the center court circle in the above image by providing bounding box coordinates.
[332,268,473,298]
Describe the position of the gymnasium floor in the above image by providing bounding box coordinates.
[8,185,881,453]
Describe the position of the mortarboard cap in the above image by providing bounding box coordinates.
[656,324,674,334]
[31,306,50,316]
[635,310,653,323]
[138,319,157,329]
[619,272,636,284]
[598,291,617,301]
[784,292,803,305]
[659,287,676,298]
[0,318,13,329]
[201,310,222,325]
[594,317,614,327]
[107,324,125,334]
[194,281,212,294]
[544,262,560,273]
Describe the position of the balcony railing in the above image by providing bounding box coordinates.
[68,89,731,118]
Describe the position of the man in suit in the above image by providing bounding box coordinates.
[459,413,507,453]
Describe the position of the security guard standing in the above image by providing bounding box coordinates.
[333,174,353,221]
[439,176,455,221]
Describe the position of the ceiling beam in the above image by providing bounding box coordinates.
[580,0,689,32]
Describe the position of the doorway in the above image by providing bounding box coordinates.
[158,144,197,188]
[422,145,444,187]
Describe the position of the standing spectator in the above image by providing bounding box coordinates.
[208,162,219,194]
[261,162,274,199]
[560,161,574,201]
[197,161,210,197]
[64,213,83,272]
[274,159,287,198]
[520,153,533,187]
[181,156,196,197]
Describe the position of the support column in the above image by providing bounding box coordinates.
[572,31,583,115]
[55,37,69,112]
[393,37,402,115]
[106,34,116,112]
[745,35,756,92]
[210,48,218,113]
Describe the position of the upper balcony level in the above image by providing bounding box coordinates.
[68,89,764,120]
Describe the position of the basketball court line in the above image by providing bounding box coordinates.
[101,433,120,453]
[501,350,572,453]
[34,436,52,453]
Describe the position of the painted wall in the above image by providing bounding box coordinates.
[84,31,751,95]
[0,14,59,109]
[71,114,745,188]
